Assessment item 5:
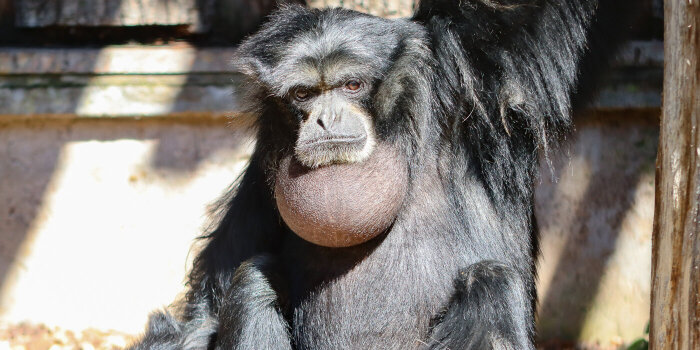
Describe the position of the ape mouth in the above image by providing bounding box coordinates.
[299,134,367,148]
[294,134,373,168]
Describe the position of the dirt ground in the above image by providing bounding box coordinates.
[0,323,133,350]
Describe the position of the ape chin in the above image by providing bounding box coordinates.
[127,1,637,349]
[275,143,407,248]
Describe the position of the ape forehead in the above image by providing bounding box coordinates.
[239,7,410,95]
[277,12,404,93]
[275,47,384,91]
[284,17,398,71]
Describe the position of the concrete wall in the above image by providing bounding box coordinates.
[536,113,657,345]
[0,117,254,334]
[0,45,661,348]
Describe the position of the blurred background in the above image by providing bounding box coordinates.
[0,1,663,349]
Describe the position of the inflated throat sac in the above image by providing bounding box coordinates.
[274,144,408,248]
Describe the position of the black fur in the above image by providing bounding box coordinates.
[128,1,635,349]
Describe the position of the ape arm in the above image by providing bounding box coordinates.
[128,255,292,350]
[415,0,637,141]
[422,261,533,350]
[412,1,637,348]
[182,149,288,348]
[128,151,287,349]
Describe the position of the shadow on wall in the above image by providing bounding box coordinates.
[536,111,658,344]
[0,0,265,332]
[0,117,254,332]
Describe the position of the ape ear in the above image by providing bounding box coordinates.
[232,3,312,82]
[231,48,269,115]
[232,43,272,82]
[231,33,284,115]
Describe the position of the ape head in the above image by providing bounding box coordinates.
[233,7,427,247]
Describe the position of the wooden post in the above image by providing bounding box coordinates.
[650,0,700,349]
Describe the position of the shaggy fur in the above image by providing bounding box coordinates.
[128,1,635,349]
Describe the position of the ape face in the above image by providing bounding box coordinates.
[234,10,414,247]
[288,73,376,169]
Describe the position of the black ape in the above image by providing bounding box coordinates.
[129,1,635,349]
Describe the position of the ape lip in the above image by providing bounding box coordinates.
[299,135,367,148]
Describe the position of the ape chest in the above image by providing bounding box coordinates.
[281,238,457,349]
[289,282,444,350]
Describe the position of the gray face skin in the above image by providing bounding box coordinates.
[290,78,376,168]
[275,21,397,169]
[233,9,415,169]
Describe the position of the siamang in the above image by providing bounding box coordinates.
[129,1,636,349]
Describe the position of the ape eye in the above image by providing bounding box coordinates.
[344,80,362,92]
[294,88,311,101]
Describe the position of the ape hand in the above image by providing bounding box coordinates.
[214,255,291,350]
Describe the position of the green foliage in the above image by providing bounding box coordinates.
[626,338,648,350]
[626,322,649,350]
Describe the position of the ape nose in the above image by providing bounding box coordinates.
[316,112,338,131]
